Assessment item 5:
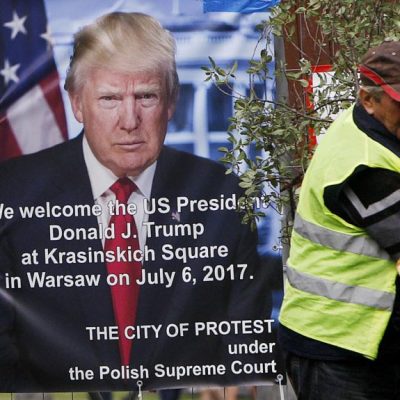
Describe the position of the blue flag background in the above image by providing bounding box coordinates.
[204,0,280,13]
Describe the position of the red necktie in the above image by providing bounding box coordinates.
[105,177,141,366]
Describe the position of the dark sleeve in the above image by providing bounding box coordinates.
[0,229,31,390]
[324,166,400,260]
[0,207,37,390]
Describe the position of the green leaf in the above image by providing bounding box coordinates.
[298,79,310,88]
[208,56,216,69]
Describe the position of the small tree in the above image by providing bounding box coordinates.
[203,0,399,239]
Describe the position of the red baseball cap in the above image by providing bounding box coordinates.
[359,40,400,102]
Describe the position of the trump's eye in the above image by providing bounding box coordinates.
[100,95,120,101]
[136,92,159,106]
[99,95,119,108]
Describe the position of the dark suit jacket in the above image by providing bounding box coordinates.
[0,135,271,392]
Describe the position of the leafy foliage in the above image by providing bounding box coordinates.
[203,0,400,235]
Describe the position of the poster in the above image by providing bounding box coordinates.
[0,0,284,392]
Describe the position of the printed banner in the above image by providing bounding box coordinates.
[0,0,284,392]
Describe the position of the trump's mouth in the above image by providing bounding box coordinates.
[115,141,145,150]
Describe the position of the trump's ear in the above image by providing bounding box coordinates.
[68,92,84,123]
[167,101,176,121]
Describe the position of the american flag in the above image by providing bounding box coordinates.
[0,0,67,162]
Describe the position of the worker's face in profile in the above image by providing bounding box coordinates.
[372,94,400,140]
[70,67,175,177]
[361,90,400,139]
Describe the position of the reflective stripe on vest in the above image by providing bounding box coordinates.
[344,186,400,218]
[294,212,391,261]
[286,265,395,311]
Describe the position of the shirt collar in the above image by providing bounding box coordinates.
[353,103,400,157]
[82,135,156,200]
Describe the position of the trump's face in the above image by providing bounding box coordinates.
[69,67,175,177]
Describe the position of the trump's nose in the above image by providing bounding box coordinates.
[119,97,140,131]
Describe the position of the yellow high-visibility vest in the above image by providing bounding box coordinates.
[279,105,400,359]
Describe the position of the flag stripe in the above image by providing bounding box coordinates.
[7,79,64,154]
[0,114,22,160]
[39,69,68,140]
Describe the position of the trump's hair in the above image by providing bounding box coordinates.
[64,12,179,102]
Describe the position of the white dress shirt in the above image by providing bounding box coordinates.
[82,136,156,250]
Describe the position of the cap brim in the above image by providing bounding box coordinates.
[381,83,400,102]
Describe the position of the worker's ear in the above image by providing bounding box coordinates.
[359,87,376,115]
